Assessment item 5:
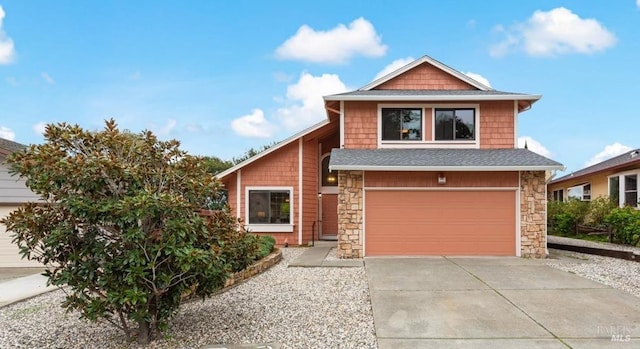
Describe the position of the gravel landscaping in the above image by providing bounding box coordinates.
[0,248,377,349]
[547,248,640,297]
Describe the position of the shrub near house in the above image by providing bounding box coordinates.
[0,120,259,345]
[548,197,640,247]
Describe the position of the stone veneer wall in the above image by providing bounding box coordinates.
[337,170,363,258]
[520,170,547,258]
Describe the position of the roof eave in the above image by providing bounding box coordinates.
[216,119,331,180]
[550,158,640,184]
[329,165,565,172]
[323,94,542,102]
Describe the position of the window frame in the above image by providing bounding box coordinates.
[552,189,564,202]
[319,153,338,194]
[380,107,424,142]
[567,183,591,201]
[433,108,477,142]
[377,103,480,149]
[609,170,640,208]
[245,186,294,232]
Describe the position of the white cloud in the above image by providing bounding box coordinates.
[637,0,640,8]
[0,125,15,140]
[150,119,177,137]
[276,72,348,131]
[374,57,415,80]
[0,5,16,64]
[464,72,491,88]
[41,72,55,84]
[33,122,47,135]
[231,109,275,138]
[491,7,617,57]
[584,143,632,167]
[518,136,551,157]
[275,17,387,64]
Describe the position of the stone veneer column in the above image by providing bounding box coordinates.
[520,170,547,258]
[337,170,363,258]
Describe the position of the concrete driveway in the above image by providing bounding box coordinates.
[366,257,640,348]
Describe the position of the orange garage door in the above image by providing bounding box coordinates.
[365,190,516,256]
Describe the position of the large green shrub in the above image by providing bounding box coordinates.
[604,207,640,246]
[584,197,617,228]
[547,199,589,235]
[0,120,258,345]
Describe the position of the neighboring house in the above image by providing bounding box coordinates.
[0,138,42,267]
[548,148,640,207]
[217,55,563,258]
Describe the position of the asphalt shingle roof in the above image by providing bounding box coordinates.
[550,148,640,184]
[328,89,531,97]
[329,148,563,171]
[0,137,27,156]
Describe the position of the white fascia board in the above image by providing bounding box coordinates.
[216,119,330,180]
[329,165,565,172]
[359,55,492,91]
[324,94,542,102]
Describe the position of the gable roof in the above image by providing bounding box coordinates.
[216,119,332,180]
[550,148,640,184]
[329,148,564,172]
[0,137,27,157]
[360,55,492,91]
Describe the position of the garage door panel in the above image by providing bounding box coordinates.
[365,190,515,256]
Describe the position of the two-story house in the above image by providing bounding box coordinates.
[217,55,563,258]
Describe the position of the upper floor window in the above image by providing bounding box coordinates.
[434,108,475,141]
[381,108,422,141]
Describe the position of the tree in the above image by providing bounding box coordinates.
[201,155,233,175]
[231,142,277,165]
[1,120,257,344]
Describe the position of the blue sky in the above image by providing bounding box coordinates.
[0,1,638,175]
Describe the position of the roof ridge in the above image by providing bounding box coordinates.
[358,55,493,92]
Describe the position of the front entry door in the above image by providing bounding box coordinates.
[320,194,338,240]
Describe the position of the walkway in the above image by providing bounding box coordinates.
[289,242,363,267]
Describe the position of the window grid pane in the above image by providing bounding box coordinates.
[248,190,290,224]
[624,175,637,206]
[382,108,422,141]
[435,108,475,140]
[609,176,619,205]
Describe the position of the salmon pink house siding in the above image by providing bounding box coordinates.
[216,55,563,258]
[376,62,476,90]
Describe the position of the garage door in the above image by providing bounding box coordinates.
[0,206,42,267]
[365,190,516,256]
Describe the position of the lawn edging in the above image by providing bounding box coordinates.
[222,248,283,290]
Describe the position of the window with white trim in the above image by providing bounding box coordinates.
[434,108,475,141]
[567,183,591,201]
[624,174,638,207]
[608,173,639,208]
[381,108,422,141]
[246,187,293,232]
